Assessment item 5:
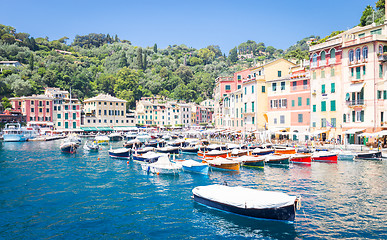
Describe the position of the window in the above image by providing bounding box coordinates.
[292,81,297,90]
[262,86,266,92]
[331,118,336,127]
[303,80,308,89]
[237,75,241,80]
[355,48,361,61]
[272,83,277,91]
[238,85,241,89]
[312,122,316,127]
[331,83,335,93]
[351,68,354,77]
[321,101,326,112]
[31,100,34,105]
[349,50,354,62]
[343,114,347,123]
[330,48,336,59]
[371,28,382,35]
[281,82,285,90]
[379,45,384,54]
[322,84,325,94]
[104,110,107,115]
[72,105,76,110]
[363,66,366,75]
[280,115,285,124]
[298,97,302,106]
[292,100,295,107]
[321,51,326,61]
[73,113,76,120]
[358,33,365,38]
[252,102,255,112]
[252,117,255,125]
[57,114,61,119]
[321,118,326,127]
[331,68,335,77]
[65,113,68,120]
[65,105,68,110]
[278,71,282,77]
[306,98,310,106]
[330,100,336,111]
[298,114,303,123]
[73,122,76,129]
[312,53,317,63]
[225,85,231,91]
[39,108,42,113]
[356,67,361,79]
[379,64,383,78]
[244,87,247,95]
[31,108,34,112]
[252,85,254,93]
[274,118,277,124]
[321,70,325,78]
[244,103,247,113]
[362,46,368,59]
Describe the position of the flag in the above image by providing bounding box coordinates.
[326,119,332,127]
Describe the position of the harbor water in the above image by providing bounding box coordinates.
[0,141,386,239]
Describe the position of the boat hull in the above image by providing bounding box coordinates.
[3,135,27,142]
[242,160,265,168]
[208,162,240,171]
[275,149,296,154]
[266,157,290,165]
[132,155,159,163]
[193,194,296,222]
[182,165,209,175]
[312,154,338,163]
[156,147,180,154]
[290,155,312,164]
[109,150,130,159]
[252,149,274,156]
[198,151,229,158]
[356,151,382,160]
[60,144,77,154]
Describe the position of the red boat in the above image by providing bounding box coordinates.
[312,152,338,163]
[290,154,312,164]
[198,150,229,159]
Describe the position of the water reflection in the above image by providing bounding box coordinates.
[192,202,299,239]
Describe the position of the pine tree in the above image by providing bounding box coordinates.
[115,34,119,42]
[153,43,157,53]
[29,54,34,71]
[119,52,127,68]
[107,33,111,44]
[137,47,143,70]
[143,52,147,70]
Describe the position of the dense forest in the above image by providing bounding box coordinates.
[0,0,383,110]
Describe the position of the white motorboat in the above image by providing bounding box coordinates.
[95,135,109,145]
[83,140,99,151]
[2,123,38,142]
[142,155,182,175]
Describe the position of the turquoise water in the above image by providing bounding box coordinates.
[0,141,386,239]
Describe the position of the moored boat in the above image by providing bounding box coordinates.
[192,184,301,222]
[265,154,290,165]
[312,152,338,163]
[95,135,109,145]
[230,148,249,157]
[205,157,240,171]
[356,151,382,160]
[108,148,131,159]
[275,147,296,154]
[83,140,99,151]
[232,155,265,168]
[180,144,200,154]
[289,154,312,164]
[123,139,142,148]
[198,150,229,159]
[132,151,164,163]
[142,155,182,175]
[155,146,180,154]
[2,123,38,142]
[135,147,155,154]
[108,132,123,141]
[60,141,78,153]
[181,160,209,175]
[252,148,275,156]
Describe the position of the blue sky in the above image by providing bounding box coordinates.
[0,0,379,54]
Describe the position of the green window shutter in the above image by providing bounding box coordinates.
[241,108,243,117]
[363,66,366,75]
[312,122,316,127]
[331,118,336,127]
[298,114,303,123]
[313,105,316,112]
[313,72,316,79]
[343,114,346,123]
[321,101,326,112]
[379,65,383,78]
[244,103,247,113]
[292,100,295,107]
[65,122,68,129]
[73,122,76,128]
[351,68,354,77]
[252,117,255,124]
[65,113,68,120]
[306,98,310,106]
[298,97,302,106]
[57,114,61,119]
[356,67,361,79]
[361,110,364,122]
[378,90,382,99]
[330,100,336,111]
[262,86,266,92]
[278,71,281,77]
[73,113,76,120]
[331,83,335,93]
[384,90,387,99]
[322,84,325,93]
[252,85,254,93]
[252,102,255,112]
[352,111,355,122]
[331,68,335,77]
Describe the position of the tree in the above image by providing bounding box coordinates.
[175,65,193,84]
[153,43,158,53]
[136,47,143,70]
[143,52,147,70]
[29,54,34,71]
[1,97,12,109]
[360,5,374,26]
[376,0,385,11]
[114,67,141,108]
[228,47,238,63]
[1,33,15,44]
[119,52,127,68]
[198,48,215,64]
[58,36,69,44]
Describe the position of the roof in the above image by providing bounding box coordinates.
[0,61,20,64]
[10,95,53,100]
[83,94,127,103]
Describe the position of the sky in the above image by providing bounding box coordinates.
[0,0,380,54]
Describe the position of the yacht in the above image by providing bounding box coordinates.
[2,123,38,142]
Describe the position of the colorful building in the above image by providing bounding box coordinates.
[10,95,53,127]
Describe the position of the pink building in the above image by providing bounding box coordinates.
[10,95,54,127]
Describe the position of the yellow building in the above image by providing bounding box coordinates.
[82,94,127,127]
[250,59,296,131]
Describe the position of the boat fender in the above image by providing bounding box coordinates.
[296,196,302,210]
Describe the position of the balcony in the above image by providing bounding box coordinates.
[328,58,336,65]
[350,76,364,83]
[378,53,387,62]
[343,34,387,48]
[346,99,364,106]
[310,62,317,69]
[320,61,326,67]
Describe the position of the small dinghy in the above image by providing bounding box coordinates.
[275,147,296,154]
[60,141,78,154]
[108,132,123,141]
[83,140,99,151]
[108,148,130,159]
[252,148,275,156]
[155,146,180,154]
[142,155,182,175]
[192,184,301,222]
[123,139,142,148]
[181,160,209,175]
[136,147,155,154]
[289,154,312,164]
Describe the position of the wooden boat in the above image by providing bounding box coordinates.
[155,146,180,154]
[265,155,290,165]
[192,184,301,222]
[181,160,209,175]
[232,155,265,168]
[198,150,229,158]
[252,148,275,156]
[356,151,382,160]
[108,148,131,159]
[132,151,164,163]
[275,147,296,154]
[205,157,240,171]
[135,147,155,154]
[230,149,249,157]
[142,155,182,175]
[289,154,312,164]
[60,141,78,154]
[312,152,338,163]
[180,144,200,154]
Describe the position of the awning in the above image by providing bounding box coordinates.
[269,127,289,133]
[80,127,98,131]
[343,128,365,134]
[347,83,365,93]
[113,126,138,131]
[374,130,387,137]
[97,127,113,131]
